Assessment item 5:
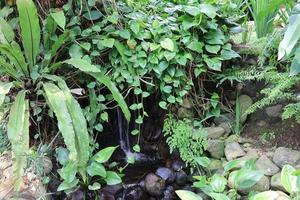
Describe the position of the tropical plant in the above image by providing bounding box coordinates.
[249,0,292,38]
[62,0,240,153]
[251,165,300,200]
[56,146,122,195]
[0,0,129,192]
[176,158,263,200]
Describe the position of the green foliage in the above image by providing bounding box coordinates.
[177,158,263,200]
[0,0,130,192]
[251,165,300,199]
[163,114,208,166]
[7,91,29,191]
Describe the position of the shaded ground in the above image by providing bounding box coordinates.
[242,109,300,150]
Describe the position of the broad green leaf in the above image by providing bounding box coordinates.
[233,169,263,189]
[88,182,101,190]
[205,45,221,54]
[160,38,175,52]
[50,10,66,30]
[89,73,131,121]
[0,17,14,44]
[58,162,77,183]
[184,6,201,16]
[0,44,28,76]
[105,171,122,185]
[7,91,29,191]
[64,58,101,73]
[176,190,203,200]
[98,38,115,48]
[187,41,203,53]
[209,193,230,200]
[250,191,279,200]
[55,147,69,166]
[0,81,13,106]
[130,20,140,35]
[43,83,78,162]
[290,47,300,76]
[281,165,299,194]
[194,157,210,168]
[93,146,118,163]
[224,159,244,172]
[46,75,90,180]
[199,4,217,18]
[204,57,222,71]
[210,174,227,193]
[57,178,79,191]
[17,0,41,67]
[278,13,300,60]
[0,58,18,80]
[87,162,107,177]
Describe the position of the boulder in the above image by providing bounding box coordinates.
[256,155,280,176]
[175,170,188,186]
[204,127,225,139]
[225,135,239,145]
[219,122,232,135]
[144,173,166,197]
[214,113,234,126]
[207,159,223,174]
[237,95,253,123]
[240,175,270,194]
[225,142,246,161]
[265,105,282,118]
[155,167,175,184]
[273,147,300,168]
[207,140,225,159]
[271,173,286,192]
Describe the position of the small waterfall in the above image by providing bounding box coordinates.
[115,107,158,164]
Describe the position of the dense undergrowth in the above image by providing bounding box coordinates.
[0,0,300,199]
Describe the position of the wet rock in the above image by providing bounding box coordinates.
[162,185,176,200]
[144,173,166,197]
[225,134,239,145]
[219,122,232,135]
[71,190,84,200]
[98,190,115,200]
[256,155,280,176]
[171,160,185,172]
[238,95,253,123]
[177,107,194,119]
[102,184,123,196]
[241,175,270,194]
[271,173,286,192]
[207,159,223,174]
[175,170,188,186]
[207,139,225,159]
[225,142,246,161]
[204,127,225,139]
[125,186,146,200]
[273,147,300,168]
[265,105,282,118]
[155,167,175,184]
[214,113,234,125]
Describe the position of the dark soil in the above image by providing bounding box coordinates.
[242,109,300,150]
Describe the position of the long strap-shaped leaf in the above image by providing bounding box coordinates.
[7,90,29,191]
[43,83,78,162]
[0,57,19,80]
[44,75,90,182]
[16,0,40,68]
[0,44,28,76]
[64,58,131,121]
[0,17,15,44]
